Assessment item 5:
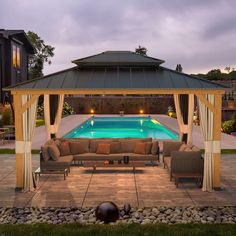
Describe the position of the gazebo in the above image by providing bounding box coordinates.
[4,51,227,192]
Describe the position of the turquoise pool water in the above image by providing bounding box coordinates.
[64,117,178,140]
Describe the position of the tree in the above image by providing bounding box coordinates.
[27,31,55,79]
[176,64,183,72]
[135,45,147,56]
[206,69,222,80]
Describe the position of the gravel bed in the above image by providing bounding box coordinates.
[0,206,236,225]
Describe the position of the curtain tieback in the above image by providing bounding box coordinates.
[15,141,32,154]
[204,141,221,154]
[49,125,57,134]
[180,125,189,133]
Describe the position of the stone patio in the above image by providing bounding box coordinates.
[0,154,235,208]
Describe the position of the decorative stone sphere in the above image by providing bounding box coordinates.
[95,201,119,223]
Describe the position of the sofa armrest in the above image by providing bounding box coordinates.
[171,151,204,174]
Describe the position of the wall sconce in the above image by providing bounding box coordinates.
[139,109,144,114]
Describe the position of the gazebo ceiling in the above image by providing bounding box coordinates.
[4,51,227,94]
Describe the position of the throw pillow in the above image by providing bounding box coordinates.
[151,141,159,155]
[58,142,71,156]
[192,146,200,151]
[69,140,90,154]
[134,142,147,155]
[145,142,153,154]
[179,143,194,151]
[48,144,60,160]
[41,146,50,161]
[96,143,111,155]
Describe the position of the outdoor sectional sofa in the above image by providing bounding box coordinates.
[40,138,160,173]
[162,141,204,186]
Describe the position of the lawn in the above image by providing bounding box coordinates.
[0,224,235,236]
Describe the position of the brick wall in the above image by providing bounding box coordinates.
[65,96,175,114]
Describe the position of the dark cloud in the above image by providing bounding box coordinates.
[0,0,235,74]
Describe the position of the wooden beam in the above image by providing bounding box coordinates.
[10,89,225,95]
[13,94,24,189]
[196,94,217,113]
[20,95,39,114]
[213,94,222,189]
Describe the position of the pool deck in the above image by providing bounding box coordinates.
[1,114,236,149]
[0,114,236,208]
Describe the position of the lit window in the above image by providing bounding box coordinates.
[16,46,20,68]
[12,45,21,68]
[12,45,17,67]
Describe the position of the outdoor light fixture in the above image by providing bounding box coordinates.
[168,112,173,117]
[90,109,95,114]
[139,109,144,114]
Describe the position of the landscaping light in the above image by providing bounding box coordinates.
[168,112,173,117]
[90,109,95,114]
[139,109,144,114]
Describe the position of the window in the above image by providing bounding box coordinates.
[12,45,20,68]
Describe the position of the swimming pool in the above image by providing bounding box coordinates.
[64,116,178,140]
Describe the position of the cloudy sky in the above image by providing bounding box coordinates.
[0,0,236,75]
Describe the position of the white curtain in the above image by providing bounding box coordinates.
[44,94,64,140]
[174,94,194,143]
[198,94,220,191]
[16,95,38,192]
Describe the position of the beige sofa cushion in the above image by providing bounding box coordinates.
[48,144,60,161]
[120,140,136,153]
[134,142,147,155]
[163,141,183,157]
[110,142,121,153]
[58,142,71,156]
[69,140,90,154]
[96,143,111,155]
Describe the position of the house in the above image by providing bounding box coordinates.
[0,29,35,103]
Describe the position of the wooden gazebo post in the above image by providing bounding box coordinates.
[14,94,24,189]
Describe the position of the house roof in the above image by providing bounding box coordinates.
[0,29,35,54]
[4,50,228,94]
[72,51,165,66]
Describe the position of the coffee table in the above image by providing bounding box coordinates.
[83,160,145,171]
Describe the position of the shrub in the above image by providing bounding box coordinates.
[37,102,74,118]
[1,106,13,126]
[222,119,235,134]
[62,102,74,116]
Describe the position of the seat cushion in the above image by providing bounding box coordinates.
[73,153,156,161]
[69,140,90,154]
